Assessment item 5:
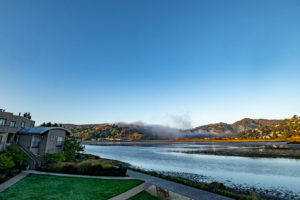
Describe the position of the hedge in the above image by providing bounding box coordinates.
[38,159,127,176]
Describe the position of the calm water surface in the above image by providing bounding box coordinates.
[84,142,300,197]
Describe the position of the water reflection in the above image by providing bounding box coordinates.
[84,142,300,198]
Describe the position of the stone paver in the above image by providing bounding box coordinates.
[109,182,150,200]
[127,170,232,200]
[0,172,28,192]
[25,170,135,180]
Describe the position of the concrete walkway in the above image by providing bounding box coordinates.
[127,170,232,200]
[25,170,135,180]
[109,182,150,200]
[0,172,28,192]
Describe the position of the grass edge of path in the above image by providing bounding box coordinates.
[0,173,144,200]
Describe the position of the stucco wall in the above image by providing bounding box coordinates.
[45,130,66,154]
[0,111,35,134]
[0,133,8,151]
[38,133,48,156]
[16,130,68,156]
[17,134,34,152]
[18,134,50,156]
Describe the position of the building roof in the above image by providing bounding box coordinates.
[17,127,72,135]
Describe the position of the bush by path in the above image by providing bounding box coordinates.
[38,159,127,176]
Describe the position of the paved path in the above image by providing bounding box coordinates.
[109,182,150,200]
[127,170,232,200]
[0,172,28,192]
[25,170,135,180]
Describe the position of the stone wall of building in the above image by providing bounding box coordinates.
[45,129,66,154]
[0,133,8,151]
[0,109,35,134]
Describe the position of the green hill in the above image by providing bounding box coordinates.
[190,118,281,136]
[63,124,144,141]
[237,115,300,140]
[60,116,299,141]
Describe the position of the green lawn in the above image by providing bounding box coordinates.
[0,174,143,200]
[128,191,163,200]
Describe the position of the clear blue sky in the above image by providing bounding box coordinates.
[1,0,300,127]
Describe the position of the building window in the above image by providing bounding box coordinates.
[0,136,2,144]
[10,121,16,127]
[21,121,25,128]
[0,119,6,126]
[56,136,64,147]
[31,136,41,148]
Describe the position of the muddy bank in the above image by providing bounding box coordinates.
[160,171,300,200]
[172,144,300,159]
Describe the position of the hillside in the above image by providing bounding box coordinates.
[190,118,281,136]
[232,118,280,133]
[63,124,145,141]
[61,116,299,141]
[237,115,300,140]
[64,123,193,140]
[190,122,236,136]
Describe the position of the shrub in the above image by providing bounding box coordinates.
[36,164,55,172]
[60,164,77,174]
[63,136,84,161]
[0,146,29,181]
[0,154,15,171]
[38,159,127,176]
[208,182,226,191]
[77,162,91,174]
[44,153,66,164]
[4,146,28,163]
[76,153,100,161]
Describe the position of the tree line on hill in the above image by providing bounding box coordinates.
[41,115,300,141]
[236,115,300,140]
[63,124,143,141]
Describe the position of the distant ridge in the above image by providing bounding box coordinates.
[63,123,109,129]
[60,116,300,140]
[190,118,281,136]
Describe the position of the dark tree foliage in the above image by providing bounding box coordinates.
[71,124,143,141]
[40,122,63,127]
[44,153,66,164]
[0,154,14,171]
[23,112,31,119]
[0,145,29,174]
[63,136,84,161]
[237,115,300,139]
[4,146,29,164]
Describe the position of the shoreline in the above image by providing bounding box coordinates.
[83,141,300,159]
[127,167,297,200]
[82,139,299,143]
[84,144,300,200]
[145,138,300,143]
